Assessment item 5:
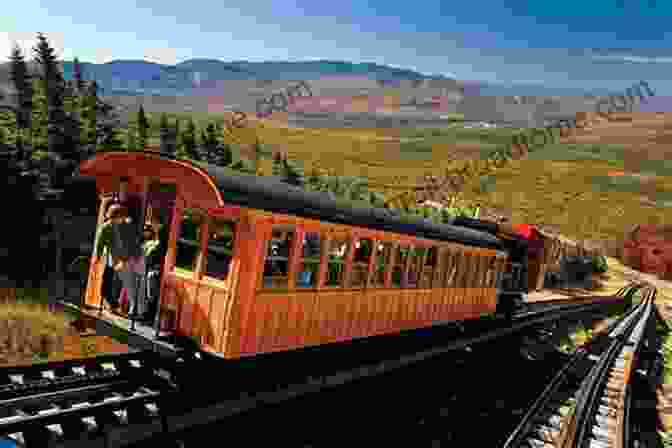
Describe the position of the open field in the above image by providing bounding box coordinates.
[179,111,672,247]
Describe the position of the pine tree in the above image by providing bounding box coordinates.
[272,151,283,177]
[99,123,122,150]
[285,159,305,187]
[80,80,98,151]
[137,105,149,149]
[230,158,256,174]
[72,57,85,93]
[9,44,33,159]
[198,128,208,161]
[126,124,137,151]
[203,122,218,161]
[30,78,49,153]
[33,32,71,159]
[159,112,169,152]
[181,118,197,160]
[174,119,181,150]
[221,143,233,166]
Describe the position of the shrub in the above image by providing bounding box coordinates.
[592,255,608,273]
[0,289,72,363]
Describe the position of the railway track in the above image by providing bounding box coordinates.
[502,284,656,448]
[116,289,636,447]
[1,289,635,447]
[0,351,176,447]
[120,289,637,448]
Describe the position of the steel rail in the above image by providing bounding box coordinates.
[501,284,645,447]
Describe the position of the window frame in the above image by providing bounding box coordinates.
[294,230,322,290]
[174,207,209,278]
[201,216,239,284]
[350,236,374,289]
[260,226,298,291]
[323,233,352,289]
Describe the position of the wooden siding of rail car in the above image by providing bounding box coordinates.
[160,207,246,356]
[242,287,499,355]
[233,220,501,356]
[220,210,504,358]
[228,213,274,358]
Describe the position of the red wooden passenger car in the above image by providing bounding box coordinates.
[77,151,510,359]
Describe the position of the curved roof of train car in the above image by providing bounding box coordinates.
[195,161,504,251]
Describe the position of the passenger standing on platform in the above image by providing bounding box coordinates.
[93,203,147,319]
[142,223,167,324]
[97,204,122,312]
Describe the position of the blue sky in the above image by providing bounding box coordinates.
[3,0,672,93]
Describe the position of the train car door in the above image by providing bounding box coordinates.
[145,181,178,328]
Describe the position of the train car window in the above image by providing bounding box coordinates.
[373,242,392,287]
[406,247,422,288]
[391,246,408,287]
[418,247,436,288]
[432,248,444,287]
[203,218,236,282]
[490,257,504,289]
[351,238,373,288]
[262,229,294,289]
[326,237,350,287]
[443,249,458,288]
[175,208,204,273]
[471,254,484,288]
[296,232,321,288]
[455,252,468,288]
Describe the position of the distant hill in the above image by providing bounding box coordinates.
[0,58,607,98]
[0,59,443,97]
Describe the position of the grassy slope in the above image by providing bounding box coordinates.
[174,117,671,245]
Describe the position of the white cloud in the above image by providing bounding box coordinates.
[143,47,178,65]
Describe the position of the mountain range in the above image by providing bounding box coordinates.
[0,59,614,98]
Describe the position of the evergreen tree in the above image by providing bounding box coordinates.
[72,57,85,92]
[282,158,304,187]
[96,93,121,152]
[9,44,33,159]
[229,158,256,174]
[98,120,122,150]
[180,118,198,160]
[198,128,208,161]
[80,80,98,151]
[33,32,72,160]
[159,115,178,156]
[203,122,218,161]
[159,112,169,151]
[30,78,48,153]
[126,125,136,151]
[272,151,284,177]
[174,118,181,149]
[221,143,233,166]
[137,105,149,149]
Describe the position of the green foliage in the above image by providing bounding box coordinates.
[80,81,99,148]
[137,105,149,149]
[592,255,608,273]
[9,43,33,132]
[180,118,198,159]
[229,157,256,174]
